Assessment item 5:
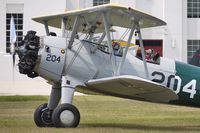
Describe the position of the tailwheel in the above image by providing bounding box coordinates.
[52,103,80,128]
[34,103,53,127]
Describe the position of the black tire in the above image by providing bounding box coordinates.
[52,104,80,128]
[34,103,53,127]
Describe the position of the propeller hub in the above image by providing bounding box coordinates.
[17,31,40,78]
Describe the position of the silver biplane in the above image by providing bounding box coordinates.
[14,4,200,128]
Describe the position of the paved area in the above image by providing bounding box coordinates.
[0,81,83,96]
[0,54,85,96]
[0,81,51,95]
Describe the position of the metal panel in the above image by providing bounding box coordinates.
[38,36,66,82]
[160,58,175,73]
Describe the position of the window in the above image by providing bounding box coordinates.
[93,0,110,6]
[187,40,200,62]
[6,13,23,53]
[135,40,162,64]
[136,40,163,56]
[188,0,200,18]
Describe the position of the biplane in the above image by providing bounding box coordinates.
[13,4,200,128]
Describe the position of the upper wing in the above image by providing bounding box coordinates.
[85,75,178,103]
[32,4,166,33]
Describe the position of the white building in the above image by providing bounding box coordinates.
[0,0,199,94]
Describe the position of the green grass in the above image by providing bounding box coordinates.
[0,96,48,102]
[0,95,200,133]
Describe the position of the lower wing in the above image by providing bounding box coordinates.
[85,75,178,103]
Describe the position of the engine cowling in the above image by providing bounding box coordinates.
[17,31,67,82]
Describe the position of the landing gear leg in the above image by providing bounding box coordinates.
[52,77,80,128]
[47,84,61,110]
[34,84,61,127]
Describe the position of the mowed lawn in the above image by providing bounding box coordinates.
[0,95,200,133]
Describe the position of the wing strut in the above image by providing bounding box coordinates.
[61,17,67,37]
[88,25,97,41]
[44,21,50,36]
[102,12,117,75]
[68,16,80,49]
[88,13,102,40]
[97,31,106,44]
[136,22,149,79]
[91,32,106,53]
[117,23,135,75]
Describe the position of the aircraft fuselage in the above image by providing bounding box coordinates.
[63,39,200,107]
[33,37,200,107]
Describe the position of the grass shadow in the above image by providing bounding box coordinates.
[81,123,200,132]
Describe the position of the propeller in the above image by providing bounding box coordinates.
[10,16,17,81]
[9,16,39,80]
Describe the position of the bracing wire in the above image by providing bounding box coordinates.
[119,28,130,41]
[65,33,90,74]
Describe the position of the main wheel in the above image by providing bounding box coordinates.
[52,104,80,128]
[34,103,53,127]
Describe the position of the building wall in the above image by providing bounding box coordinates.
[111,0,135,7]
[0,0,66,82]
[134,0,165,48]
[163,0,186,61]
[188,19,200,39]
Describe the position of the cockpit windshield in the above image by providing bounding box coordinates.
[81,39,123,57]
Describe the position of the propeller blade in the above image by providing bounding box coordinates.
[12,51,15,68]
[10,43,16,82]
[12,54,15,82]
[10,16,17,46]
[10,15,17,81]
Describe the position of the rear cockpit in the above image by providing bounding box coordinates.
[134,47,160,64]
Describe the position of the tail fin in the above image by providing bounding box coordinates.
[189,49,200,67]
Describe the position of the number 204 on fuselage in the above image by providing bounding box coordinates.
[151,61,200,106]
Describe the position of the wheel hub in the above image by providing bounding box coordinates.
[60,110,75,126]
[41,109,53,125]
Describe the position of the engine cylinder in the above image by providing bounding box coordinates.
[17,31,40,78]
